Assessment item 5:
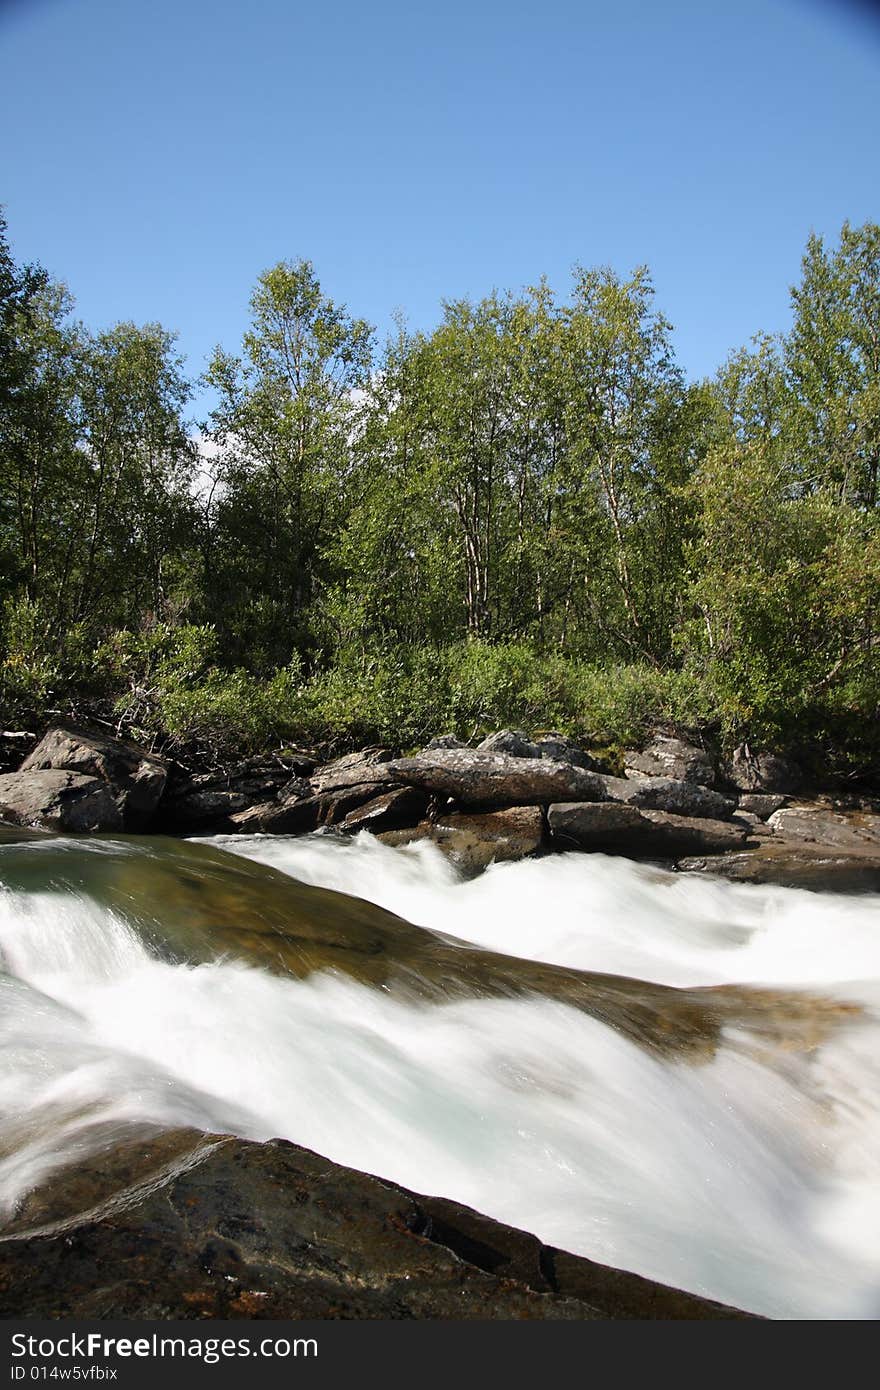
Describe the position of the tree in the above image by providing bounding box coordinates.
[202,259,374,669]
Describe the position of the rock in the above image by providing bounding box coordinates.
[730,745,804,794]
[677,847,880,894]
[533,733,600,771]
[600,774,735,821]
[423,733,468,750]
[547,802,750,857]
[737,793,787,819]
[20,725,167,829]
[477,729,542,758]
[766,806,880,851]
[310,748,396,794]
[0,769,123,832]
[381,806,545,873]
[162,765,311,831]
[624,736,716,788]
[340,787,430,834]
[0,1133,752,1319]
[385,750,606,810]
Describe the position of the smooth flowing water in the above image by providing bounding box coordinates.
[1,827,879,1319]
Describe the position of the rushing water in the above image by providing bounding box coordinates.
[1,827,879,1319]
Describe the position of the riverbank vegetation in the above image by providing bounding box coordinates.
[1,213,878,776]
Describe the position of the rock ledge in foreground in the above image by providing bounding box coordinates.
[0,1133,755,1320]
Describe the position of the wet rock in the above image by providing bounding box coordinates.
[737,793,787,819]
[729,746,804,794]
[0,1134,753,1319]
[677,846,880,894]
[547,802,750,857]
[381,806,545,873]
[386,749,605,810]
[624,736,716,788]
[0,769,122,832]
[20,725,166,829]
[600,774,735,821]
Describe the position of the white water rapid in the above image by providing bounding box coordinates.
[2,830,879,1319]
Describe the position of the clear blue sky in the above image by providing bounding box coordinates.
[1,0,878,418]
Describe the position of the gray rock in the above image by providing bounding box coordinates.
[310,748,396,793]
[20,725,166,829]
[730,745,804,794]
[476,729,542,758]
[548,801,749,857]
[766,806,880,851]
[534,733,599,771]
[624,736,716,788]
[737,793,787,819]
[600,774,735,821]
[0,769,123,832]
[381,806,545,873]
[423,733,468,750]
[386,749,606,810]
[162,767,310,831]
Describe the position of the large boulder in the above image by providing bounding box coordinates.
[0,1132,750,1319]
[385,749,605,810]
[381,806,545,873]
[547,802,750,858]
[0,769,122,832]
[477,729,599,771]
[20,725,167,829]
[625,736,716,788]
[729,745,804,794]
[599,774,735,821]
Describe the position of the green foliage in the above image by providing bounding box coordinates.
[2,210,879,776]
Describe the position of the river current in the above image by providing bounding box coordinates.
[1,828,879,1318]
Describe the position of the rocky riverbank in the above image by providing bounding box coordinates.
[2,723,879,889]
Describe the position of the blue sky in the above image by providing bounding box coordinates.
[1,0,878,418]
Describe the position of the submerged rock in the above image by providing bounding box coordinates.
[20,725,166,829]
[0,769,122,832]
[0,1133,753,1319]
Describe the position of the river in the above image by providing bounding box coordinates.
[1,827,878,1319]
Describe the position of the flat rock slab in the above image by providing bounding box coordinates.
[677,845,880,894]
[598,775,735,821]
[0,769,122,832]
[767,806,880,851]
[21,725,167,829]
[386,749,605,809]
[548,802,750,857]
[0,1133,752,1319]
[381,806,545,873]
